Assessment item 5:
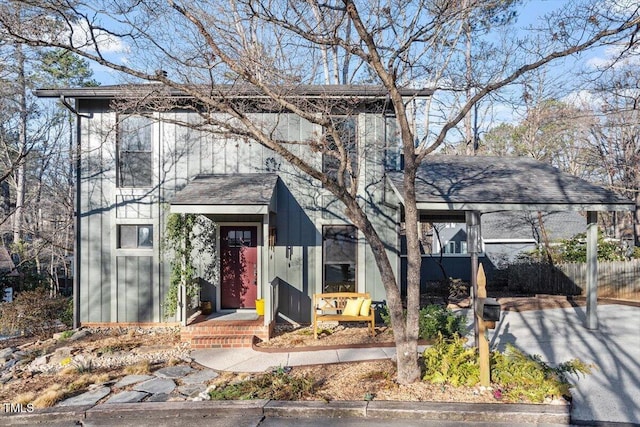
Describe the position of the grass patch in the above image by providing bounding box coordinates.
[124,360,151,375]
[209,371,318,400]
[32,384,66,408]
[57,330,74,341]
[15,392,36,406]
[67,373,110,392]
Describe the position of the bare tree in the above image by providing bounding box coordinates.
[2,0,639,383]
[587,64,640,246]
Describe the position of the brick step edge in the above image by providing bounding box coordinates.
[187,335,256,349]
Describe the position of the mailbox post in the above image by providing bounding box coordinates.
[475,264,500,386]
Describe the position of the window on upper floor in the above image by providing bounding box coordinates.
[322,117,357,187]
[117,115,153,188]
[118,225,154,249]
[442,240,468,254]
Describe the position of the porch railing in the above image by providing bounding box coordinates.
[265,276,280,325]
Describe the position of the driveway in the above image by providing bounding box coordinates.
[488,304,640,425]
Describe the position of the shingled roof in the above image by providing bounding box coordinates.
[170,174,278,215]
[387,155,634,212]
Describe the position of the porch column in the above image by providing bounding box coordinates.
[586,211,598,330]
[466,210,481,347]
[263,214,271,326]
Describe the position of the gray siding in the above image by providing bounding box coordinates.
[77,103,399,324]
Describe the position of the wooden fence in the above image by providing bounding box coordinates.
[506,259,640,301]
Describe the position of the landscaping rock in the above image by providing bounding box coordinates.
[180,369,218,385]
[30,354,49,367]
[0,347,16,363]
[68,330,90,342]
[57,386,110,407]
[12,350,28,360]
[50,347,73,365]
[154,365,193,379]
[105,391,149,404]
[177,384,206,398]
[133,378,176,395]
[114,374,153,388]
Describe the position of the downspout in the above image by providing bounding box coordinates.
[59,96,91,330]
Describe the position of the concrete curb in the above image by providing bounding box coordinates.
[1,399,571,425]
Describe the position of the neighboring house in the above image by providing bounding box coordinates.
[35,85,635,341]
[431,211,585,260]
[403,211,585,288]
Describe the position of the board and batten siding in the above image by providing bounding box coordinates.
[77,101,399,324]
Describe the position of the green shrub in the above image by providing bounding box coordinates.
[419,304,466,340]
[381,304,466,340]
[422,334,480,387]
[422,336,592,403]
[60,298,74,328]
[491,345,591,403]
[0,290,70,338]
[209,371,317,400]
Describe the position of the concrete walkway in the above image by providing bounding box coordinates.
[193,345,428,373]
[192,304,640,426]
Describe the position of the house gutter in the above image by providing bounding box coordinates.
[57,95,89,329]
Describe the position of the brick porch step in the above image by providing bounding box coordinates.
[181,315,272,348]
[188,334,255,349]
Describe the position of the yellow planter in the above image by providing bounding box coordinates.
[255,299,265,316]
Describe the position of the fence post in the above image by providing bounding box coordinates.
[586,211,598,330]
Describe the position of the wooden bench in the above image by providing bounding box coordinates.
[312,292,375,339]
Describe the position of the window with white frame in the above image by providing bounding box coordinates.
[323,225,357,293]
[118,225,153,249]
[322,117,357,186]
[117,115,153,187]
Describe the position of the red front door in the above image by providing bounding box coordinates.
[220,226,258,309]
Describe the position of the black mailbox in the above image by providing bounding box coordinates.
[476,297,501,322]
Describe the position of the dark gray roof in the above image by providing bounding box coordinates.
[481,211,585,241]
[388,155,634,212]
[170,174,278,210]
[34,84,432,100]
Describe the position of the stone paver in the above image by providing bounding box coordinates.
[105,391,148,404]
[154,365,194,378]
[58,386,111,407]
[114,375,154,388]
[146,393,169,402]
[177,384,206,398]
[133,378,176,395]
[180,369,219,384]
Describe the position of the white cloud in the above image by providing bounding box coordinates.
[563,90,597,109]
[70,21,129,54]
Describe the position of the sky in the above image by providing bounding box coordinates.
[86,1,609,86]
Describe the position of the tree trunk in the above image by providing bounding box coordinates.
[635,191,640,247]
[13,42,27,244]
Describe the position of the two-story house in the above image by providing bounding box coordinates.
[36,85,635,345]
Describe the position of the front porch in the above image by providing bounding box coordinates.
[181,311,275,348]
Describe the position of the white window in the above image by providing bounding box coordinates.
[118,225,153,249]
[117,115,153,187]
